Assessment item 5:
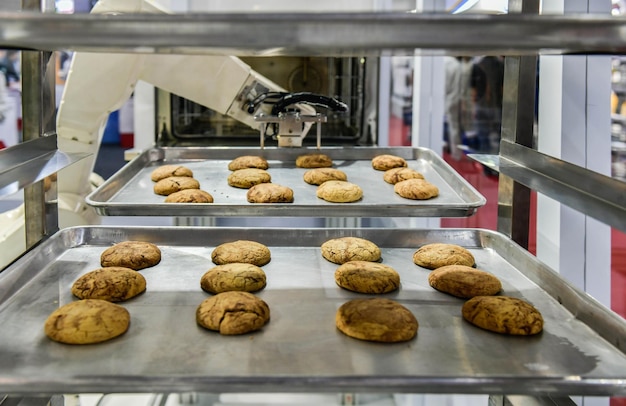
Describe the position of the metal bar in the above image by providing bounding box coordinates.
[2,12,626,56]
[497,0,540,248]
[499,140,626,234]
[21,0,58,250]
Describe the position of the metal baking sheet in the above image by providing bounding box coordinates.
[1,226,625,396]
[85,147,486,217]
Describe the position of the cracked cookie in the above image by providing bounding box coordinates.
[321,236,381,264]
[227,168,271,189]
[335,261,400,294]
[201,263,267,294]
[72,266,146,302]
[371,154,407,171]
[228,155,269,171]
[196,291,270,335]
[295,153,333,168]
[462,296,543,335]
[165,189,214,203]
[383,167,424,184]
[153,176,200,196]
[246,183,294,203]
[336,298,418,343]
[150,164,193,182]
[428,265,501,298]
[101,240,162,270]
[393,178,439,200]
[412,243,475,269]
[44,299,130,344]
[316,180,363,203]
[211,240,271,266]
[303,168,348,185]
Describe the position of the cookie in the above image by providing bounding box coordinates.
[228,155,269,171]
[372,154,407,171]
[196,291,270,335]
[336,298,418,343]
[150,164,194,182]
[428,265,501,298]
[394,178,439,200]
[165,189,214,203]
[412,243,475,269]
[211,240,271,266]
[335,261,400,294]
[462,296,544,335]
[201,263,267,294]
[316,181,363,203]
[295,153,333,168]
[71,267,146,302]
[153,176,200,196]
[44,299,130,344]
[227,168,271,189]
[383,167,424,184]
[321,236,381,264]
[247,183,294,203]
[101,241,162,270]
[303,168,348,185]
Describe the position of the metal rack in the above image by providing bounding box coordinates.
[1,4,626,406]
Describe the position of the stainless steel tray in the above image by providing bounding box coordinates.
[1,226,625,396]
[85,147,486,217]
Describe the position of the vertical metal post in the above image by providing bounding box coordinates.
[21,0,58,249]
[497,0,540,248]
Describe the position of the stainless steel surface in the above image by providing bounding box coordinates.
[21,42,59,248]
[3,12,626,56]
[85,147,486,217]
[467,154,500,172]
[0,136,89,197]
[498,46,537,248]
[0,226,625,396]
[499,140,626,234]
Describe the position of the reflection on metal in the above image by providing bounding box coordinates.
[467,153,500,172]
[499,140,626,234]
[2,12,626,56]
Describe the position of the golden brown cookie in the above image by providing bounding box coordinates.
[246,183,294,203]
[196,291,270,335]
[211,240,271,266]
[295,153,333,168]
[227,168,271,189]
[462,296,544,335]
[372,154,408,171]
[101,241,162,270]
[316,181,363,203]
[303,168,348,185]
[228,155,269,171]
[413,243,475,269]
[321,236,381,264]
[428,265,501,298]
[336,298,418,343]
[335,261,400,294]
[394,178,439,200]
[71,267,146,302]
[44,299,130,344]
[150,164,194,182]
[383,167,425,184]
[164,189,214,203]
[201,263,267,294]
[153,176,200,196]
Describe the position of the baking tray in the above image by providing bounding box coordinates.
[1,226,625,396]
[85,147,486,217]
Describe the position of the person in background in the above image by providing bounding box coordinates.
[470,56,504,153]
[0,50,20,87]
[444,56,464,160]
